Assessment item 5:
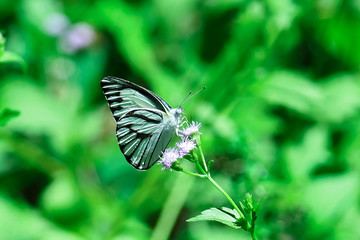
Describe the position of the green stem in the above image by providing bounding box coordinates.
[194,134,208,173]
[196,160,207,175]
[191,134,257,238]
[198,141,208,173]
[193,161,247,221]
[195,134,244,218]
[182,169,206,178]
[206,175,244,219]
[251,230,258,240]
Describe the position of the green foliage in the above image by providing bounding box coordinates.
[1,0,360,239]
[187,207,241,229]
[0,108,20,126]
[187,194,262,234]
[0,33,27,72]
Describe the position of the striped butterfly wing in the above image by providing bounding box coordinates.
[101,77,171,121]
[116,109,176,170]
[101,76,177,170]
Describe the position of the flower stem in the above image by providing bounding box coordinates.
[194,134,244,218]
[198,142,208,173]
[206,175,244,219]
[181,132,258,239]
[194,134,208,173]
[251,230,258,240]
[195,160,207,175]
[182,169,206,178]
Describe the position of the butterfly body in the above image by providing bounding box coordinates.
[101,77,183,170]
[165,108,183,128]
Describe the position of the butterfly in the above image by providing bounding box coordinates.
[101,77,184,170]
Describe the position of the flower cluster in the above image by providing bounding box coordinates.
[158,121,202,170]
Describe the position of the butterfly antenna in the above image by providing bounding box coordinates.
[187,86,206,101]
[179,86,206,107]
[179,91,192,108]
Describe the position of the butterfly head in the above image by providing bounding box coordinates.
[168,107,184,125]
[174,107,184,119]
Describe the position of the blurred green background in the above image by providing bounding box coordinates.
[1,0,360,239]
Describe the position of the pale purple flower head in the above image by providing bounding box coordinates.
[158,148,179,170]
[60,23,95,53]
[179,121,202,138]
[176,138,196,157]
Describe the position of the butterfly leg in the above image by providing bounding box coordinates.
[176,116,189,136]
[180,116,189,126]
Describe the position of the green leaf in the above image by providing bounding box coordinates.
[261,71,322,115]
[0,77,103,153]
[207,159,214,171]
[187,207,242,229]
[283,125,330,181]
[40,171,89,223]
[0,108,20,126]
[316,74,360,123]
[253,196,266,212]
[303,173,358,235]
[0,51,27,72]
[0,194,84,240]
[171,161,183,171]
[318,12,360,67]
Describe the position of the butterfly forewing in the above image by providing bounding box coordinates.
[101,77,180,170]
[101,77,171,121]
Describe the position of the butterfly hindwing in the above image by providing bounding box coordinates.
[101,77,171,121]
[116,109,176,170]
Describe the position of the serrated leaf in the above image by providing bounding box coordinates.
[187,207,242,229]
[0,108,20,126]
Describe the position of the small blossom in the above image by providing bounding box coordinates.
[180,121,202,137]
[158,148,179,170]
[177,138,196,157]
[60,23,95,53]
